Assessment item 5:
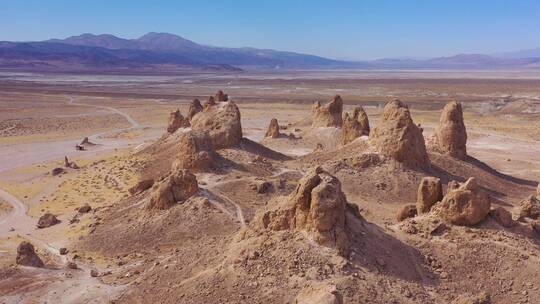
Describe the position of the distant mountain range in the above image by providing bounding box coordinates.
[1,32,540,72]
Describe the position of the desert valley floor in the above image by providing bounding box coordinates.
[0,70,540,304]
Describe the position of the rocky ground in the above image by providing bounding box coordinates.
[0,71,540,304]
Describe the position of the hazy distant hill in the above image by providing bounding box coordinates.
[2,32,540,72]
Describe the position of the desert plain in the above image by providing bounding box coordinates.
[0,69,540,304]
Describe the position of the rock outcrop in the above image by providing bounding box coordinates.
[435,177,491,226]
[204,96,216,108]
[37,213,60,229]
[16,241,44,268]
[187,98,203,121]
[190,101,242,149]
[147,169,198,210]
[341,106,370,145]
[416,177,443,213]
[173,131,215,171]
[128,178,155,195]
[312,95,343,128]
[490,207,513,227]
[517,195,540,220]
[265,118,280,138]
[214,90,228,102]
[257,167,350,255]
[167,109,189,133]
[433,101,467,159]
[369,99,429,170]
[396,204,417,222]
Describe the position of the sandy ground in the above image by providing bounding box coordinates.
[0,70,539,303]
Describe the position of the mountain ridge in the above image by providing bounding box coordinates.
[2,32,540,72]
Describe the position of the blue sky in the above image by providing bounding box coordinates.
[1,0,540,60]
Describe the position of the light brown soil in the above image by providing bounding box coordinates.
[1,70,539,304]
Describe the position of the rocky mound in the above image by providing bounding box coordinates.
[190,101,242,149]
[417,177,443,213]
[37,213,60,229]
[434,177,491,226]
[173,131,215,171]
[265,118,281,138]
[187,98,203,121]
[433,101,467,159]
[167,109,189,133]
[254,166,353,256]
[341,106,370,145]
[16,241,44,268]
[147,168,198,210]
[369,99,429,170]
[312,95,343,128]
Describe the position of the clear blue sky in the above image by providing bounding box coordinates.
[1,0,540,60]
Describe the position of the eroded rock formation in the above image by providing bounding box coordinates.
[265,118,280,138]
[173,131,215,171]
[256,167,350,255]
[416,177,443,213]
[435,177,491,226]
[147,169,198,210]
[433,101,467,159]
[396,204,417,222]
[16,241,44,268]
[341,107,370,145]
[215,90,228,102]
[312,95,343,128]
[190,101,242,149]
[187,98,203,121]
[369,99,429,170]
[167,109,189,133]
[517,195,540,220]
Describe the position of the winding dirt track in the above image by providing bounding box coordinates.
[0,96,143,304]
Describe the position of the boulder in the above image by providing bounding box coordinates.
[16,241,44,268]
[51,167,65,176]
[312,95,343,128]
[517,194,540,220]
[214,90,228,102]
[173,131,215,171]
[537,183,540,198]
[341,106,370,145]
[166,109,189,133]
[295,283,341,304]
[433,101,467,159]
[187,98,203,122]
[435,178,491,226]
[490,207,513,227]
[77,203,92,214]
[416,177,443,213]
[37,213,60,228]
[147,169,198,210]
[369,99,430,170]
[257,167,350,255]
[128,178,155,195]
[396,204,417,222]
[190,101,243,149]
[265,118,281,138]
